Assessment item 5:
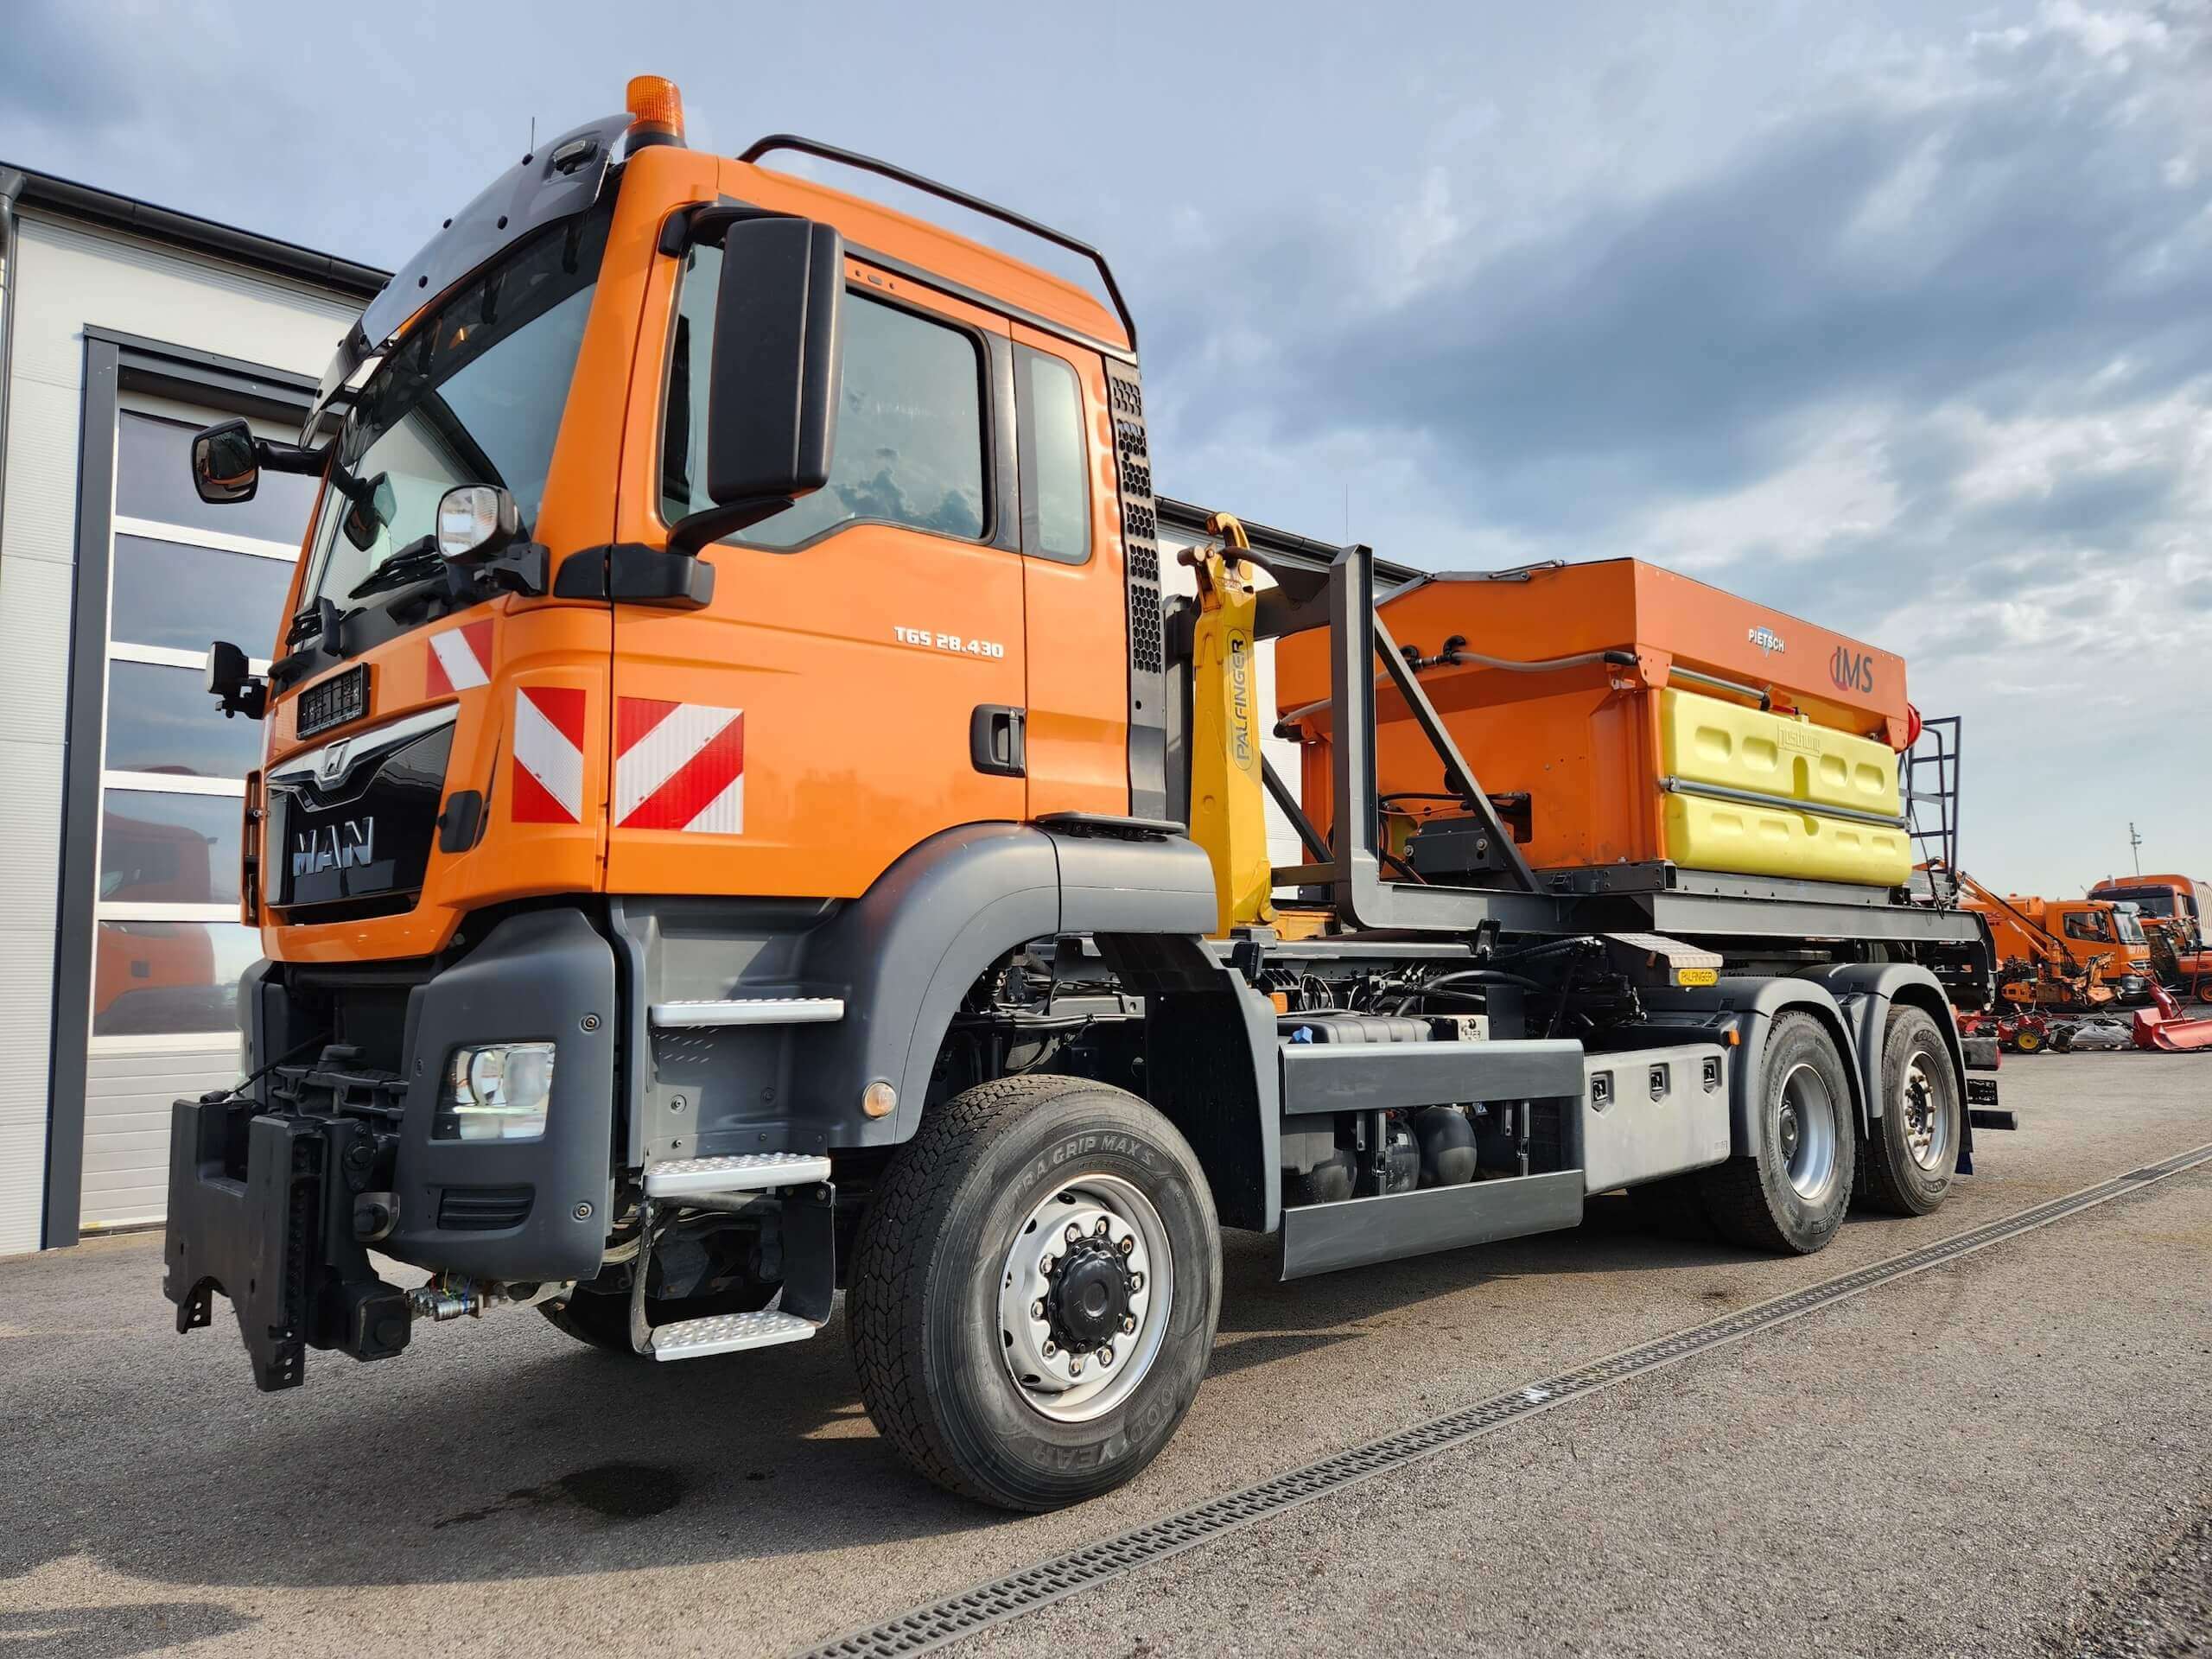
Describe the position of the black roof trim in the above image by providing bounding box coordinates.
[3,162,388,298]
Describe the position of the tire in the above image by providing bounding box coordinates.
[539,1279,778,1353]
[1696,1011,1856,1254]
[847,1074,1222,1511]
[2014,1025,2044,1053]
[1855,1006,1961,1217]
[2195,979,2212,1007]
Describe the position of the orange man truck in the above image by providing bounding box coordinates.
[164,79,1999,1510]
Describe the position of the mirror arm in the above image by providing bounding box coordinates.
[254,437,328,476]
[668,497,789,556]
[658,202,796,257]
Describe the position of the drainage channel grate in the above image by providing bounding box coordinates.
[802,1141,2212,1659]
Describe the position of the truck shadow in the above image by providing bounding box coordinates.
[7,1203,1771,1600]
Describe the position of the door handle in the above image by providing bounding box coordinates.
[970,704,1027,778]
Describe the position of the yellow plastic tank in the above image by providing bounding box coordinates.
[1657,690,1910,886]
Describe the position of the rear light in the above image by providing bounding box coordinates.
[625,75,685,151]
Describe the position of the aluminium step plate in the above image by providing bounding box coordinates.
[644,1152,832,1198]
[651,1308,818,1362]
[649,996,845,1028]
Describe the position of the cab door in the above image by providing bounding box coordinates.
[607,250,1025,900]
[1010,324,1131,818]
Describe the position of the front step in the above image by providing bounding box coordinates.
[644,1152,832,1198]
[649,1307,817,1362]
[650,996,844,1028]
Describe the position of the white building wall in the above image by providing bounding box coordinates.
[0,213,358,1254]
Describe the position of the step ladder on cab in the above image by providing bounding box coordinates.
[628,995,846,1361]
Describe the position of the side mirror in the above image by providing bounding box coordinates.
[191,419,260,505]
[341,473,396,552]
[436,485,522,562]
[671,215,844,554]
[205,639,267,721]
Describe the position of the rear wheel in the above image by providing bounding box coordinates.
[2195,978,2212,1007]
[1697,1011,1856,1254]
[1856,1006,1961,1216]
[847,1074,1221,1511]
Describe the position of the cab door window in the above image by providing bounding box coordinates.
[662,249,988,547]
[2064,911,2111,942]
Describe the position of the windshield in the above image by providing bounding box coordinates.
[298,204,613,612]
[2094,886,2175,918]
[2116,912,2146,944]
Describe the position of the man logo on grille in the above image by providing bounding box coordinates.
[293,818,375,878]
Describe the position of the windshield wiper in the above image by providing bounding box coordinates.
[347,535,444,599]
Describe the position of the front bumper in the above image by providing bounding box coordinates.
[162,907,619,1389]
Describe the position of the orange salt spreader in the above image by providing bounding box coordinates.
[1271,557,1916,888]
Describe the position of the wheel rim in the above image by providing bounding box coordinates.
[1775,1062,1839,1201]
[1897,1049,1950,1170]
[997,1173,1173,1424]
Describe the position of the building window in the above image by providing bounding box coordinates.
[91,407,314,1046]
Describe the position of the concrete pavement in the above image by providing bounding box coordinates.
[1,1052,2205,1657]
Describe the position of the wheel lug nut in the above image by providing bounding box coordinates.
[1097,1346,1115,1366]
[1030,1300,1046,1319]
[1042,1339,1057,1357]
[1117,1236,1135,1255]
[1095,1217,1109,1236]
[1068,1356,1084,1376]
[1121,1314,1137,1334]
[1040,1255,1056,1275]
[1128,1271,1144,1292]
[1065,1223,1082,1243]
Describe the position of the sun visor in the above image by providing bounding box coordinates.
[357,111,630,355]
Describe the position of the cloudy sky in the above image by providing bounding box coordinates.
[5,0,2208,896]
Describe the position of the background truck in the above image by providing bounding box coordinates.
[164,77,2000,1511]
[2089,872,2209,950]
[1955,882,2152,1007]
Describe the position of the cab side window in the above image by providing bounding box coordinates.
[662,247,988,547]
[1016,346,1090,563]
[2063,911,2109,942]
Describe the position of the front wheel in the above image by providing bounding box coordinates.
[847,1075,1221,1510]
[1856,1006,1961,1216]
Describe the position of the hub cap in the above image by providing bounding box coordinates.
[1777,1062,1838,1201]
[1897,1050,1949,1170]
[998,1174,1172,1423]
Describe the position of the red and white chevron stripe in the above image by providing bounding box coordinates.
[615,696,744,834]
[512,686,587,824]
[426,620,493,696]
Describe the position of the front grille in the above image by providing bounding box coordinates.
[265,713,454,918]
[437,1185,534,1231]
[296,664,369,739]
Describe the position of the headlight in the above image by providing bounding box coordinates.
[437,1041,556,1141]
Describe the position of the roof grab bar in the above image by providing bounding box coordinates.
[737,133,1137,353]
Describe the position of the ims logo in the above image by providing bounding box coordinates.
[1831,645,1877,694]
